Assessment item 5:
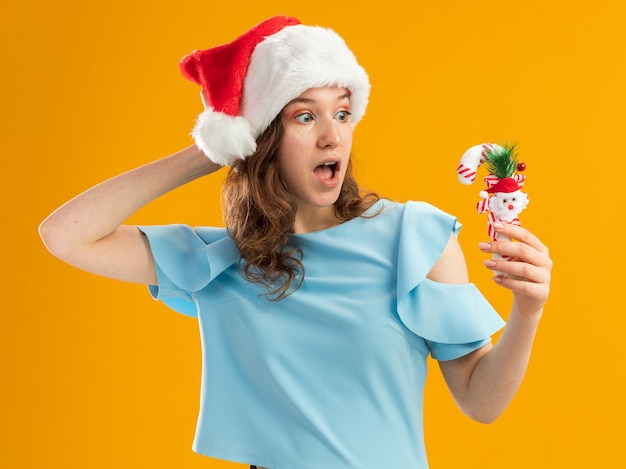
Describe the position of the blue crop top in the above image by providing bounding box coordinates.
[139,199,505,469]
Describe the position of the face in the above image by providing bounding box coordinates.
[276,86,354,219]
[491,190,529,221]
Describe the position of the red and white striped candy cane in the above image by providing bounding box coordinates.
[456,143,502,185]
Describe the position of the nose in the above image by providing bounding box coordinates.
[317,117,341,148]
[507,204,514,210]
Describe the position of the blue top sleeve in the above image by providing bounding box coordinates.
[137,225,239,317]
[395,202,505,360]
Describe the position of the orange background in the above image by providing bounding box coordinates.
[2,0,625,467]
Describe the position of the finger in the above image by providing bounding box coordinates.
[500,242,549,267]
[200,90,209,110]
[479,240,551,268]
[492,222,549,254]
[493,274,551,302]
[484,258,551,284]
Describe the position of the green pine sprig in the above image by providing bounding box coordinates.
[484,143,518,179]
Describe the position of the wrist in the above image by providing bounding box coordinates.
[511,303,543,325]
[180,144,223,178]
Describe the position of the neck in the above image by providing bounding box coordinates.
[292,205,341,234]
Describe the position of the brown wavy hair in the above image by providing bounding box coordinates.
[222,116,379,300]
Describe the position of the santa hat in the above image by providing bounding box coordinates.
[485,177,521,194]
[179,15,371,166]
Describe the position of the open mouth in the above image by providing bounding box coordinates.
[314,161,338,180]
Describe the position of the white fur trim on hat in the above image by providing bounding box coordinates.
[241,24,370,138]
[192,107,257,166]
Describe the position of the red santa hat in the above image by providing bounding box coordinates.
[179,15,371,166]
[485,177,521,194]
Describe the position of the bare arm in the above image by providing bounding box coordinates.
[39,144,221,285]
[429,223,552,423]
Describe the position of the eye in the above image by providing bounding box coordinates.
[512,197,517,202]
[335,110,351,122]
[294,112,314,123]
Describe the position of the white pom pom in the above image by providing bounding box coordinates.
[479,190,489,199]
[192,108,257,166]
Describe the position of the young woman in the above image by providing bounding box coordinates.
[39,16,552,469]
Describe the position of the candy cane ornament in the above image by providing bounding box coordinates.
[456,143,502,185]
[457,143,529,269]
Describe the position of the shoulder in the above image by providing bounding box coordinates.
[426,233,469,284]
[364,199,456,225]
[387,199,469,285]
[377,199,461,245]
[385,199,469,285]
[375,199,458,223]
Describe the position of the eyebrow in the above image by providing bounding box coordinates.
[286,91,351,107]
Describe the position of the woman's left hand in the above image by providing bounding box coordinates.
[479,222,552,317]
